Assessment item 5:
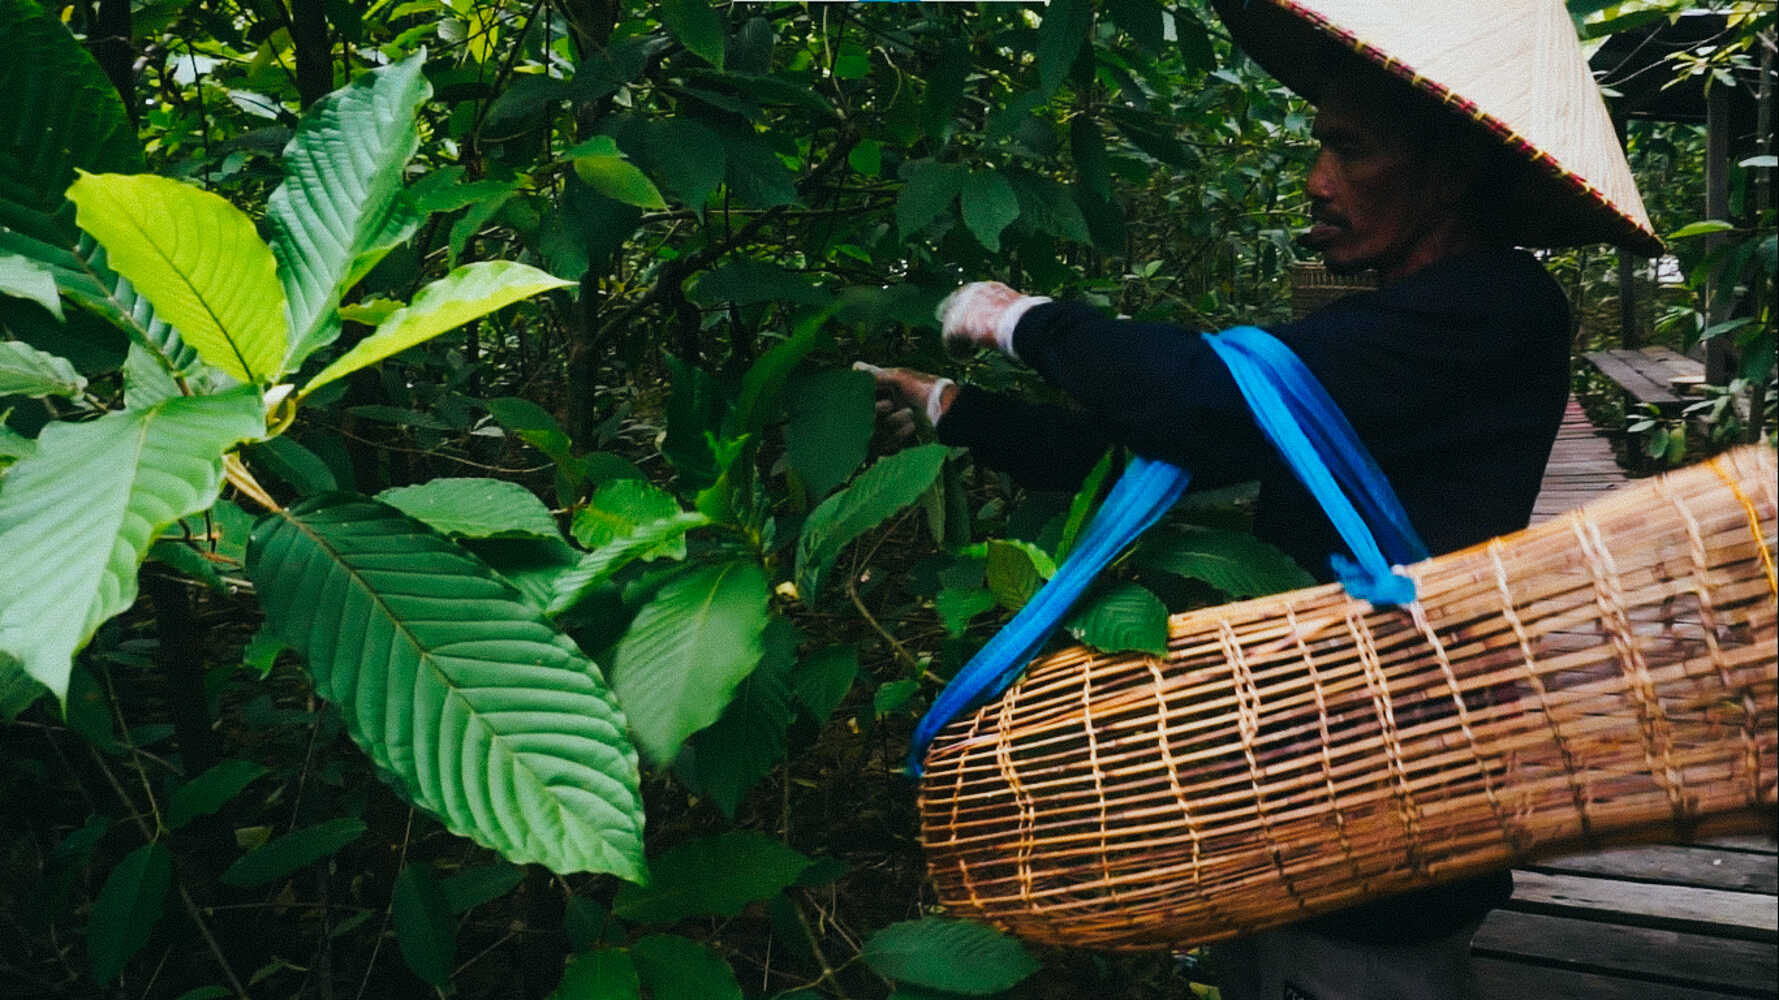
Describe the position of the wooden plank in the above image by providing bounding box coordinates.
[1687,833,1779,855]
[1584,350,1685,407]
[1508,871,1778,940]
[1531,844,1778,894]
[1474,909,1779,995]
[1475,956,1767,1000]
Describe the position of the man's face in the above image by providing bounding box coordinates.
[1300,88,1464,279]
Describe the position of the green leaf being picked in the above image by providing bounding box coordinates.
[377,477,561,540]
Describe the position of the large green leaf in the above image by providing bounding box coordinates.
[1135,526,1314,598]
[66,172,287,383]
[860,919,1039,996]
[727,305,838,436]
[0,340,85,398]
[1036,0,1093,96]
[896,161,966,239]
[87,843,172,985]
[643,118,725,212]
[246,496,646,880]
[0,386,264,701]
[784,368,874,500]
[960,171,1020,253]
[612,830,811,924]
[220,817,366,887]
[677,617,799,817]
[794,444,949,600]
[0,252,61,318]
[569,136,668,211]
[377,477,562,540]
[268,53,430,372]
[303,261,571,396]
[631,934,743,1000]
[392,864,456,987]
[609,560,769,765]
[1065,582,1169,655]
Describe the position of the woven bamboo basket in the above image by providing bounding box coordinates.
[919,446,1777,949]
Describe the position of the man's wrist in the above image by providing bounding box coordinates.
[993,296,1052,359]
[926,377,957,427]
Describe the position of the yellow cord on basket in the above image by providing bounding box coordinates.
[1709,456,1777,598]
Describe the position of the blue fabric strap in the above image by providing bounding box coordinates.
[907,325,1427,773]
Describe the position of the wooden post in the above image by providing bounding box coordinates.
[1615,113,1638,347]
[1704,85,1734,385]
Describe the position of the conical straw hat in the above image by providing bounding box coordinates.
[1212,0,1663,257]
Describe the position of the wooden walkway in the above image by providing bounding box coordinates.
[1474,397,1778,999]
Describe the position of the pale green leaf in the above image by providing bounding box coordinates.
[166,759,268,830]
[794,444,949,600]
[377,477,561,540]
[860,918,1039,995]
[547,512,711,617]
[613,831,811,924]
[632,934,743,1000]
[302,260,572,396]
[570,137,668,210]
[66,172,286,383]
[551,949,641,1000]
[269,53,430,371]
[960,171,1020,253]
[0,386,265,701]
[0,340,85,397]
[88,843,172,985]
[660,0,726,70]
[1135,526,1314,598]
[1065,582,1169,655]
[1668,219,1735,240]
[610,560,770,765]
[393,864,456,987]
[0,253,62,318]
[220,817,365,887]
[247,496,646,879]
[571,479,683,554]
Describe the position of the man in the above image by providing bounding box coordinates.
[862,2,1660,997]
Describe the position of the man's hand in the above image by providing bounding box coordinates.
[852,362,957,442]
[936,281,1051,357]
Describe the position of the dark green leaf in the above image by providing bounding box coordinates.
[1036,0,1093,97]
[1135,526,1314,598]
[860,918,1039,995]
[661,0,725,70]
[220,817,365,887]
[550,948,640,1000]
[984,539,1054,611]
[935,587,997,638]
[393,864,456,987]
[795,444,949,600]
[1070,116,1112,202]
[721,130,797,209]
[791,644,857,724]
[1056,449,1116,561]
[923,40,969,140]
[644,118,726,211]
[440,862,523,914]
[631,934,743,1000]
[728,306,838,436]
[167,759,268,830]
[897,161,966,239]
[784,368,874,499]
[1065,582,1169,655]
[688,259,825,308]
[1175,9,1217,74]
[662,355,722,488]
[247,436,340,496]
[960,171,1020,252]
[1107,0,1164,51]
[613,830,811,923]
[88,842,172,985]
[547,512,710,617]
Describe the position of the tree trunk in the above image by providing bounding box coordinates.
[288,0,333,108]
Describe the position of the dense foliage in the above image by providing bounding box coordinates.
[0,0,1769,998]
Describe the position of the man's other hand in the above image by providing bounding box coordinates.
[936,281,1051,357]
[852,362,956,442]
